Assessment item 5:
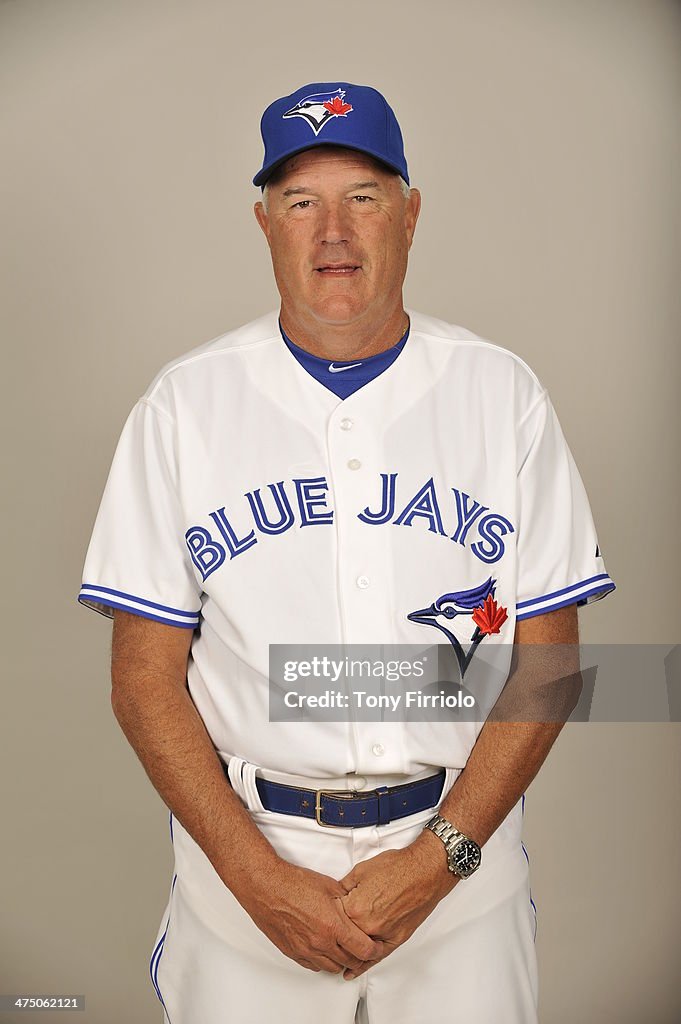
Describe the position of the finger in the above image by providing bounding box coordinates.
[337,936,387,967]
[327,878,351,898]
[298,957,348,975]
[343,937,394,979]
[343,961,377,981]
[296,958,319,972]
[310,954,345,974]
[333,946,370,973]
[334,896,380,952]
[337,915,382,961]
[338,871,356,892]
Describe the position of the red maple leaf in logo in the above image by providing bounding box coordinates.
[472,595,508,635]
[324,96,353,116]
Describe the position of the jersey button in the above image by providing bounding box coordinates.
[347,458,362,471]
[340,417,354,431]
[372,743,385,757]
[356,575,370,589]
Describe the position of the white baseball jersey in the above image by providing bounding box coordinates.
[78,309,615,777]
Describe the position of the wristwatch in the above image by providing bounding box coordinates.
[424,814,482,878]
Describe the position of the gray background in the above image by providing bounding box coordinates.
[2,0,680,1021]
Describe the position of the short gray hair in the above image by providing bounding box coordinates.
[396,176,411,199]
[262,174,411,212]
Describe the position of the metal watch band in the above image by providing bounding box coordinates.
[424,813,481,877]
[426,814,467,846]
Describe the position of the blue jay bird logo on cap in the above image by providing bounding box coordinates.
[282,88,353,136]
[408,577,509,679]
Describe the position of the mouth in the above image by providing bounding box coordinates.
[315,264,361,275]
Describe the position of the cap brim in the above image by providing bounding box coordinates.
[253,141,408,187]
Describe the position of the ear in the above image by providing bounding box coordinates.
[254,201,270,242]
[405,188,421,248]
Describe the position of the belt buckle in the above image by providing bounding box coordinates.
[315,787,367,827]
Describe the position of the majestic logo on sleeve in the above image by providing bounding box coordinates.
[408,577,508,679]
[283,88,353,135]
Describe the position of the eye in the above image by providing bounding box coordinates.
[291,200,313,209]
[443,607,456,619]
[351,195,374,204]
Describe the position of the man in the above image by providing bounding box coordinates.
[78,82,615,1022]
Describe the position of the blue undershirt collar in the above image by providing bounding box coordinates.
[279,319,410,399]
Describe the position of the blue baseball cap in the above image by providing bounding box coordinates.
[253,81,409,188]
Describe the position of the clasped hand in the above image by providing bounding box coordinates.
[239,835,456,980]
[337,838,457,979]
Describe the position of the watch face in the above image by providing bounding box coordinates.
[451,839,481,878]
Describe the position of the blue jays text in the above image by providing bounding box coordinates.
[185,473,515,582]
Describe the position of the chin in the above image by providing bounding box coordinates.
[307,296,369,326]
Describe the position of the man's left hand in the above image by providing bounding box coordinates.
[337,830,457,980]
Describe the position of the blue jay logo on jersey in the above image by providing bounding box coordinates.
[408,577,509,679]
[283,88,354,135]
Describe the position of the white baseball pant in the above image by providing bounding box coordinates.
[150,758,538,1023]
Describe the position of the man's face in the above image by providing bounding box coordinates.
[254,147,421,329]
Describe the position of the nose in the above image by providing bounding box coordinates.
[317,201,352,246]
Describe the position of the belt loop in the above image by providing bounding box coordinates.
[375,786,390,826]
[441,767,459,805]
[226,756,267,813]
[242,761,267,812]
[227,756,248,804]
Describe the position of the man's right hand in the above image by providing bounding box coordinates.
[109,613,382,977]
[231,856,385,975]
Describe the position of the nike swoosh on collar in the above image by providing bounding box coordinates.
[328,362,363,373]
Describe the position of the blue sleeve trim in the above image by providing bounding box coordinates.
[78,585,200,629]
[79,584,199,618]
[516,580,615,621]
[517,573,612,610]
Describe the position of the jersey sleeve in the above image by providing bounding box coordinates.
[514,391,615,621]
[77,398,203,629]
